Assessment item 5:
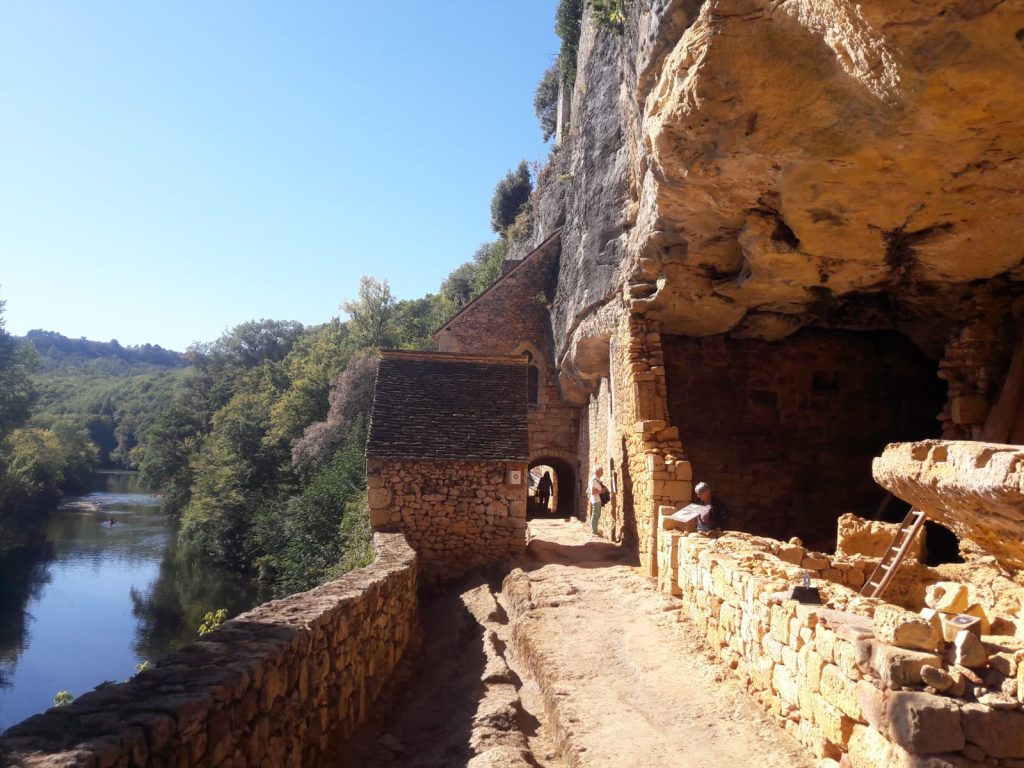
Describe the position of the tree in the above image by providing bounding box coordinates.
[534,63,560,142]
[292,355,379,474]
[489,161,533,234]
[340,276,398,349]
[0,299,37,438]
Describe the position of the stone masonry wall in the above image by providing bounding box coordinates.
[585,313,692,576]
[662,329,945,546]
[366,458,527,584]
[0,533,419,768]
[657,524,1024,767]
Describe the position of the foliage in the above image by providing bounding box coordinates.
[134,660,153,675]
[0,300,37,439]
[592,0,629,32]
[489,161,533,234]
[534,62,560,142]
[53,690,74,707]
[292,355,379,475]
[23,330,184,371]
[271,420,372,596]
[555,0,584,86]
[197,608,228,636]
[340,277,398,350]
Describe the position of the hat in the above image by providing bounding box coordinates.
[695,481,710,494]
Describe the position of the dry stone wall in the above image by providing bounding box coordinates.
[366,458,527,585]
[0,533,419,768]
[657,522,1024,767]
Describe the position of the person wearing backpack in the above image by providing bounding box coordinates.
[589,466,611,535]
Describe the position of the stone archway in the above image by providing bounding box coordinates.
[529,454,577,519]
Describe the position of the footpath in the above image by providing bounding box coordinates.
[350,518,814,768]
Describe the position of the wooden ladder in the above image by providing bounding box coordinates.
[860,509,927,599]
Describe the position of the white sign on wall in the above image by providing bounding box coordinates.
[508,469,523,485]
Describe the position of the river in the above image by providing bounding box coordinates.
[0,471,264,732]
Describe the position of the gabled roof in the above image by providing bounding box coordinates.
[433,228,562,341]
[366,351,529,462]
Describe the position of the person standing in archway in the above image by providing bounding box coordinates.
[537,471,553,512]
[589,466,610,535]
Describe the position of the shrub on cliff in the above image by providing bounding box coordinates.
[556,0,583,86]
[534,62,560,142]
[490,161,533,234]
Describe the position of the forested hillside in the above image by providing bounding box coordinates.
[24,331,186,469]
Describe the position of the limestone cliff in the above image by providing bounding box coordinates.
[519,0,1024,377]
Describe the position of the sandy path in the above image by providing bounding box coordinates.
[503,518,815,768]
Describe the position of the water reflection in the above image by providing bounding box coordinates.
[0,472,263,731]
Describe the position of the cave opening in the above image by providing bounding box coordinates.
[661,328,947,550]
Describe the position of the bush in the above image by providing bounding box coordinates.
[534,63,560,142]
[556,0,584,87]
[490,161,533,234]
[592,0,629,33]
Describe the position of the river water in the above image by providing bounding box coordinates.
[0,471,263,732]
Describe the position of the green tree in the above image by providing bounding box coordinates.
[534,62,560,142]
[0,299,37,438]
[341,276,398,349]
[490,161,533,234]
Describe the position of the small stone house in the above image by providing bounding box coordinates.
[365,350,529,584]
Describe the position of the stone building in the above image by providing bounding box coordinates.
[365,350,529,584]
[434,231,583,520]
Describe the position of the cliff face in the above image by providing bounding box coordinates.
[526,0,1024,373]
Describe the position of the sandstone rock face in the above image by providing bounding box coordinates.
[872,440,1024,570]
[533,0,1024,369]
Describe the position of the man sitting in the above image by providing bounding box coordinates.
[695,481,729,533]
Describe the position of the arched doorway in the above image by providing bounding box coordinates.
[528,456,577,519]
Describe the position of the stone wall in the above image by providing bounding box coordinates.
[0,533,419,768]
[583,314,692,575]
[366,458,527,584]
[662,329,945,546]
[657,524,1024,767]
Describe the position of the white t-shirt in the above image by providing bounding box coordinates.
[590,475,605,504]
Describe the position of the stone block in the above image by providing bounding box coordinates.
[856,679,887,730]
[961,703,1024,758]
[948,630,987,669]
[868,643,942,688]
[847,723,894,768]
[873,605,941,652]
[820,664,862,721]
[924,582,969,614]
[778,544,805,565]
[886,691,964,755]
[920,665,954,693]
[951,395,988,425]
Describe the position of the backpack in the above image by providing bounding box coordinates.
[598,482,610,504]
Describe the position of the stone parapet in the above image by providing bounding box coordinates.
[0,532,419,768]
[656,525,1024,766]
[873,440,1024,570]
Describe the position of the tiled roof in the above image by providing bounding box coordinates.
[433,228,561,340]
[366,351,530,462]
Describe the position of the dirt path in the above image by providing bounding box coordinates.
[349,518,813,767]
[503,518,815,768]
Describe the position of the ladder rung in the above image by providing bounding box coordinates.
[880,564,891,570]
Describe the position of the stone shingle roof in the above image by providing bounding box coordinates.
[366,351,529,462]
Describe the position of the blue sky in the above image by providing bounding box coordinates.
[0,2,559,351]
